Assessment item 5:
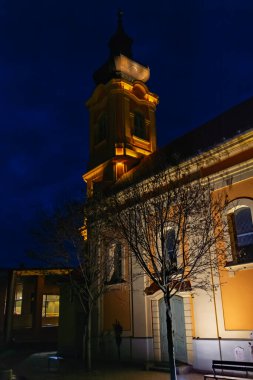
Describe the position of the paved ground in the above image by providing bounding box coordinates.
[1,348,205,380]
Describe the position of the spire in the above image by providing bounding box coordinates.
[117,9,123,29]
[93,11,135,85]
[108,10,133,58]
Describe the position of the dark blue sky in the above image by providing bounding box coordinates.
[2,0,253,267]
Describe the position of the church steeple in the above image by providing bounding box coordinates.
[93,10,136,85]
[83,13,159,196]
[108,10,133,58]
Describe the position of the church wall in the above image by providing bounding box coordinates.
[103,285,131,331]
[83,15,253,368]
[215,176,253,332]
[221,269,253,330]
[192,168,253,370]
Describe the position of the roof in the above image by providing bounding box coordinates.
[162,95,253,160]
[112,96,253,191]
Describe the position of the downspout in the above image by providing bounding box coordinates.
[130,252,134,360]
[209,250,222,361]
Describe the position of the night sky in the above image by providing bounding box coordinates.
[2,0,253,267]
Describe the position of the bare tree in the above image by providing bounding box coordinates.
[106,163,229,380]
[29,198,113,370]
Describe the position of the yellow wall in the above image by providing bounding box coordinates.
[103,286,131,331]
[214,177,253,331]
[225,178,253,200]
[220,269,253,330]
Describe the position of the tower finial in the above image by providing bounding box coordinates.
[117,9,124,28]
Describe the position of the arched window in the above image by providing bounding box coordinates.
[94,114,107,145]
[106,242,124,284]
[133,112,147,140]
[165,229,177,269]
[228,205,253,263]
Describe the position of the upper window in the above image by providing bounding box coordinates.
[95,115,107,145]
[228,206,253,264]
[165,229,177,270]
[133,112,147,140]
[106,242,124,284]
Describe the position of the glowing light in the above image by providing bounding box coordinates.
[16,269,70,276]
[80,225,88,241]
[125,148,139,158]
[144,93,158,104]
[120,82,133,91]
[115,54,150,82]
[115,143,124,156]
[116,161,125,179]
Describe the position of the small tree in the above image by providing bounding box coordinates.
[29,198,112,370]
[107,163,229,380]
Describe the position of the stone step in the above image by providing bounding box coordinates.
[146,361,192,374]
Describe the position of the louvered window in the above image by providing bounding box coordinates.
[95,114,107,145]
[134,112,147,140]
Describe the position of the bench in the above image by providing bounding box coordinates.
[204,360,253,380]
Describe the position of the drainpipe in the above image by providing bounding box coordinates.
[209,251,222,361]
[130,252,134,360]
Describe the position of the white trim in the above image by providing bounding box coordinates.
[225,198,253,264]
[148,290,193,364]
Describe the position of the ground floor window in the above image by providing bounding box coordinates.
[42,294,59,325]
[14,283,23,315]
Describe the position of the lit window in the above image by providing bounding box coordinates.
[134,112,147,140]
[14,283,23,315]
[228,206,253,263]
[42,294,59,318]
[106,243,124,284]
[95,115,107,144]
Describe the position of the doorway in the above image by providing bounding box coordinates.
[159,296,187,363]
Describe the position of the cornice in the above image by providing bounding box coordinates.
[86,79,158,108]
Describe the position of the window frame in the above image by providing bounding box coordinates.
[94,114,107,145]
[13,283,23,316]
[106,242,125,285]
[226,198,253,267]
[42,294,60,319]
[165,228,178,270]
[133,112,148,141]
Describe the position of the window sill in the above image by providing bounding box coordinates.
[132,135,150,145]
[225,260,253,272]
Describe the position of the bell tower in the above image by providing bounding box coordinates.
[83,11,159,195]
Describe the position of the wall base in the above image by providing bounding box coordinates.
[193,339,253,370]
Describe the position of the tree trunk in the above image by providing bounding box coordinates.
[82,324,87,364]
[164,293,177,380]
[86,311,92,371]
[4,271,16,345]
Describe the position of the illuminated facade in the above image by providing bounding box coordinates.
[83,12,158,195]
[83,14,253,369]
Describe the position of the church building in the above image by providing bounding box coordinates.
[83,13,253,370]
